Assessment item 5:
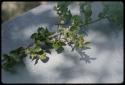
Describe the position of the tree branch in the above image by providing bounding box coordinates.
[80,17,107,27]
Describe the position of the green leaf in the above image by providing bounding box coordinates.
[30,54,36,60]
[3,54,10,59]
[82,46,91,50]
[31,56,37,61]
[52,40,61,50]
[37,27,44,33]
[37,27,53,42]
[79,36,84,48]
[39,54,46,60]
[2,64,16,73]
[34,58,39,65]
[37,50,43,54]
[35,40,41,46]
[34,46,41,52]
[45,42,53,49]
[45,50,51,54]
[31,33,38,39]
[70,26,77,32]
[9,54,19,62]
[56,47,64,54]
[71,46,75,51]
[25,48,31,54]
[84,42,91,45]
[40,56,49,63]
[60,41,66,46]
[84,3,92,16]
[38,50,46,60]
[52,40,65,50]
[2,46,26,72]
[80,3,92,24]
[71,15,81,26]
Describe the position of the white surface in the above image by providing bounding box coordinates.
[2,2,123,83]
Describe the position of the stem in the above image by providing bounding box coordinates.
[49,32,61,39]
[59,33,61,40]
[80,17,107,27]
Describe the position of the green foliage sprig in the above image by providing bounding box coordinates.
[2,2,123,72]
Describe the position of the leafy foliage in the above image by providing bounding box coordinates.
[98,2,123,27]
[54,1,72,25]
[80,2,92,25]
[2,47,26,72]
[2,2,123,72]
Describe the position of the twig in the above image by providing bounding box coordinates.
[48,32,61,39]
[80,17,107,27]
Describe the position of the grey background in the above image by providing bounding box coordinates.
[2,2,123,83]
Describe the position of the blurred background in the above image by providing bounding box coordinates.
[2,1,49,23]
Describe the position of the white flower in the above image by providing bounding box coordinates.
[60,20,64,24]
[57,7,60,10]
[58,11,61,14]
